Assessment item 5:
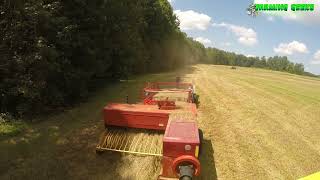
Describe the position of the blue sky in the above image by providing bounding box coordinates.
[170,0,320,74]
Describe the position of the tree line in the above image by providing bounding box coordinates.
[0,0,205,117]
[0,0,317,118]
[204,48,315,76]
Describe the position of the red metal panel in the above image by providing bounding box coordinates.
[190,103,197,117]
[163,120,200,157]
[103,103,170,130]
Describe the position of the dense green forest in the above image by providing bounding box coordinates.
[0,0,317,118]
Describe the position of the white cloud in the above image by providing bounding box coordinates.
[174,10,212,30]
[221,42,231,47]
[311,50,320,64]
[254,0,320,25]
[168,0,174,4]
[273,41,308,55]
[195,37,212,46]
[213,23,258,46]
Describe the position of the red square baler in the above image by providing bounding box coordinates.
[96,81,201,179]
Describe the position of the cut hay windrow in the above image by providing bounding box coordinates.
[168,111,196,122]
[170,101,197,120]
[153,91,190,102]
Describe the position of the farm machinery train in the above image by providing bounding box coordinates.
[96,79,202,180]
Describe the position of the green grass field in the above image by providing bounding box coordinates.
[187,65,320,180]
[1,65,320,180]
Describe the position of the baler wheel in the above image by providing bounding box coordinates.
[198,129,203,156]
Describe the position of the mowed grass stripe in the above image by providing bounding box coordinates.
[186,65,320,180]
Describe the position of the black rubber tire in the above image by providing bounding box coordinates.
[198,128,203,156]
[193,93,200,107]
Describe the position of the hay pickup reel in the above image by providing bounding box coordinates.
[96,81,202,180]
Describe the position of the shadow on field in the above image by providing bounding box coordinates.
[0,66,199,180]
[0,123,125,180]
[197,139,217,180]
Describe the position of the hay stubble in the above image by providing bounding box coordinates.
[184,65,320,180]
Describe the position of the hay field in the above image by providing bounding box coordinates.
[1,65,320,180]
[186,65,320,180]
